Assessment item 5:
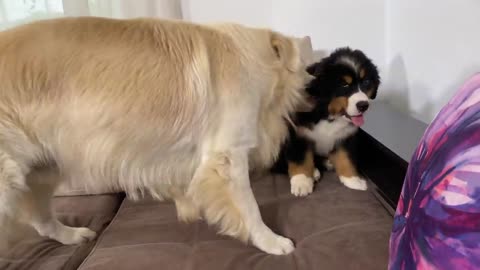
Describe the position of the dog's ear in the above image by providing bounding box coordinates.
[271,32,303,72]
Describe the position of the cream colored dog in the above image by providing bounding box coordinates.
[0,17,312,255]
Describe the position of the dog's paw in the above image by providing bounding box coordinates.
[313,169,321,181]
[290,174,314,197]
[324,159,334,171]
[55,226,97,245]
[339,176,368,191]
[253,231,295,255]
[265,235,295,255]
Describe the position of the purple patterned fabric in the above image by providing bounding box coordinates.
[389,74,480,270]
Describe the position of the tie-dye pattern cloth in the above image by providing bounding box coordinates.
[389,74,480,270]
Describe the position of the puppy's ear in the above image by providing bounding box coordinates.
[369,74,381,99]
[368,86,379,99]
[271,32,302,72]
[306,63,320,76]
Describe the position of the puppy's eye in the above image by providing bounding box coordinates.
[362,79,371,87]
[342,83,350,88]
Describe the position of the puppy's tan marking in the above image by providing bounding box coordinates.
[329,147,357,177]
[360,68,366,79]
[343,75,353,84]
[288,148,314,178]
[328,97,348,115]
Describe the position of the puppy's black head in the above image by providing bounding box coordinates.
[306,47,380,126]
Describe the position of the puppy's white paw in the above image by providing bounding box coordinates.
[339,176,368,191]
[290,174,314,197]
[324,159,334,171]
[55,226,97,245]
[253,231,295,255]
[313,169,321,181]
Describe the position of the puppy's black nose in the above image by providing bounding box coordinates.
[356,101,369,113]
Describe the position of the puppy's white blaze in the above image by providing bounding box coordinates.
[346,91,369,116]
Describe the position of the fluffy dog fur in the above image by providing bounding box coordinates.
[273,48,380,196]
[0,17,313,255]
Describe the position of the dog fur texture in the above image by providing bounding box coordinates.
[0,17,313,255]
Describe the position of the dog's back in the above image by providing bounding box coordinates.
[0,17,313,254]
[0,18,293,194]
[0,18,209,194]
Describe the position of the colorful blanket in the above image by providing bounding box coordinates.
[389,74,480,270]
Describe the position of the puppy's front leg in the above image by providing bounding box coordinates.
[285,133,319,196]
[188,149,294,255]
[329,147,368,190]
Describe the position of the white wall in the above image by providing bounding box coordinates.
[63,0,183,19]
[184,0,385,70]
[182,0,272,28]
[271,0,385,74]
[384,0,480,123]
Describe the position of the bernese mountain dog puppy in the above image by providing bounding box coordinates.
[273,47,380,196]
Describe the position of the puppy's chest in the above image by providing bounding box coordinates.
[303,119,357,156]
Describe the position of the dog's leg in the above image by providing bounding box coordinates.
[229,149,295,255]
[189,150,294,255]
[0,149,95,246]
[24,169,96,245]
[288,150,318,197]
[170,186,201,223]
[0,150,29,247]
[286,133,318,197]
[175,195,201,223]
[329,147,367,190]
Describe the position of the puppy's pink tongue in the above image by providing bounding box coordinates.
[351,115,364,126]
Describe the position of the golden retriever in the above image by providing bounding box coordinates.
[0,17,312,255]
